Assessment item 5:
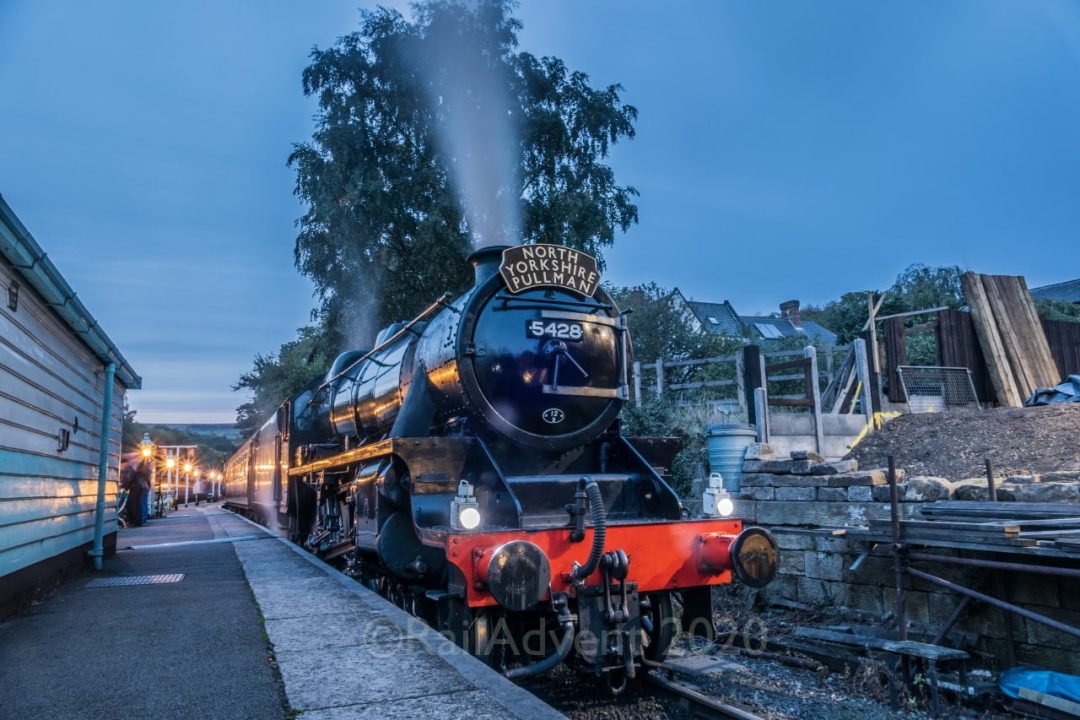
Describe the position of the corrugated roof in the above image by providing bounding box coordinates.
[1031,279,1080,304]
[0,195,141,389]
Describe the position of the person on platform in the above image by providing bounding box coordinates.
[193,475,206,506]
[136,459,152,525]
[120,458,146,527]
[139,460,152,524]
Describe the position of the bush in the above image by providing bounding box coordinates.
[621,397,746,498]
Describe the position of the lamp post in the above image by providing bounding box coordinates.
[165,456,176,496]
[183,461,193,506]
[158,445,196,512]
[138,433,155,525]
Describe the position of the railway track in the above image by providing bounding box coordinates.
[646,670,766,720]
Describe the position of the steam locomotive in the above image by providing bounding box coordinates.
[224,244,777,690]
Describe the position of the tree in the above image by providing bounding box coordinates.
[233,325,339,435]
[1036,299,1080,322]
[608,283,741,364]
[289,0,639,334]
[237,1,640,429]
[802,264,966,345]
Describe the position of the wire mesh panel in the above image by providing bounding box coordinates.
[896,366,980,412]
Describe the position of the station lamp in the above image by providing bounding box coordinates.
[166,457,176,470]
[184,462,193,474]
[139,432,153,459]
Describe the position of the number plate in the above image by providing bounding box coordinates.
[526,320,584,341]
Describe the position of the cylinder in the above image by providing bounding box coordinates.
[706,423,757,492]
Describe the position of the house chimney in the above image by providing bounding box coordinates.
[780,300,801,327]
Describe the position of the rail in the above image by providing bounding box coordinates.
[646,670,765,720]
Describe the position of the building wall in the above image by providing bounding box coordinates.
[0,254,125,605]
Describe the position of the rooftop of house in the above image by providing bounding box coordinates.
[684,299,743,336]
[675,290,839,346]
[740,314,838,345]
[1031,278,1080,304]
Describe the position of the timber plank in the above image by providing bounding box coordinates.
[984,275,1036,399]
[961,273,1021,406]
[996,275,1054,391]
[1017,276,1062,385]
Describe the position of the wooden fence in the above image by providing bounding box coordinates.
[881,310,1079,406]
[632,345,850,413]
[1043,318,1080,378]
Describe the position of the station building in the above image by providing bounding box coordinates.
[0,195,140,618]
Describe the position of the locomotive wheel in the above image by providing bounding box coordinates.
[641,592,675,662]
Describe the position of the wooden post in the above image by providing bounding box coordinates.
[854,338,874,428]
[826,345,834,377]
[986,458,997,502]
[806,346,824,455]
[867,293,882,410]
[754,387,769,443]
[654,358,664,398]
[734,351,746,418]
[743,345,763,425]
[633,361,642,407]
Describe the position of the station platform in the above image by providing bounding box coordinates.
[0,505,562,720]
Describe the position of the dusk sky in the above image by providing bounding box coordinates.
[2,1,1078,423]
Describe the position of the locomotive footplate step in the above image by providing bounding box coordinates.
[213,509,564,719]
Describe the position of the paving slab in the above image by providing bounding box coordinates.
[275,639,466,709]
[265,611,408,650]
[0,506,286,720]
[0,503,561,720]
[215,508,564,720]
[295,689,517,719]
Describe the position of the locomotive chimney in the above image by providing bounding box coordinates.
[467,245,511,286]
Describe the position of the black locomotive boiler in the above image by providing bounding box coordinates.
[224,244,778,688]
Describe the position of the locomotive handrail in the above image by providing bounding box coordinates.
[311,292,453,399]
[493,293,613,313]
[287,438,396,477]
[539,309,619,327]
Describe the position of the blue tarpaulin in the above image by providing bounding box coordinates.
[1025,375,1080,406]
[1000,666,1080,705]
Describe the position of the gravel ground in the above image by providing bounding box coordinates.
[518,665,686,719]
[846,403,1080,480]
[519,589,1018,720]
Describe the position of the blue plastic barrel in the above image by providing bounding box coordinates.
[706,423,758,492]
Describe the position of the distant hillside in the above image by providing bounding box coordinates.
[150,423,243,441]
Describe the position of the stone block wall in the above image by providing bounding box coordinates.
[735,444,1080,674]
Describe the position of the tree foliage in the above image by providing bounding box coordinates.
[608,283,742,364]
[802,264,966,345]
[233,325,338,435]
[290,0,639,333]
[237,1,640,429]
[1036,298,1080,322]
